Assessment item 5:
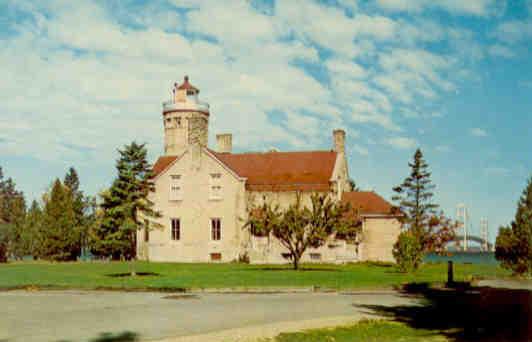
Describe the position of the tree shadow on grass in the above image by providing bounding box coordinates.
[57,331,139,342]
[242,267,342,272]
[356,282,532,341]
[105,272,160,278]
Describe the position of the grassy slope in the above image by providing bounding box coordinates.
[265,320,447,342]
[0,261,508,290]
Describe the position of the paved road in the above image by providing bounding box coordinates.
[477,279,532,290]
[0,290,417,342]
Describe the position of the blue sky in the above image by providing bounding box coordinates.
[1,0,531,243]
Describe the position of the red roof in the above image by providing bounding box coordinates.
[212,150,337,191]
[152,149,337,191]
[152,156,178,177]
[177,76,198,92]
[341,191,398,216]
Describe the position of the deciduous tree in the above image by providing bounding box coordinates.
[246,193,360,270]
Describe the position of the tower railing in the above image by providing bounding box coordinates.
[163,100,210,113]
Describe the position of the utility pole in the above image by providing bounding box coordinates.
[456,204,468,252]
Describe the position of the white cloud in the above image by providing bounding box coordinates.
[488,44,516,58]
[376,0,501,17]
[435,145,451,152]
[0,0,489,168]
[352,144,369,156]
[493,20,532,44]
[471,128,488,137]
[386,136,417,149]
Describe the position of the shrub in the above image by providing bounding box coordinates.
[393,231,423,273]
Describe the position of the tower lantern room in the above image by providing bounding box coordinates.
[162,76,210,156]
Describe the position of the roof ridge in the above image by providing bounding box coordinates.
[213,149,335,155]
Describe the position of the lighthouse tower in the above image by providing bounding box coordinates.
[162,76,210,155]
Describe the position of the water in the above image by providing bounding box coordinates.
[425,252,498,265]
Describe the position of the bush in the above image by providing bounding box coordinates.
[393,231,423,272]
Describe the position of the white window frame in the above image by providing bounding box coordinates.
[169,174,183,201]
[210,218,222,241]
[209,173,222,200]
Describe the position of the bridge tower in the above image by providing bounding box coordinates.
[456,204,469,251]
[480,218,489,252]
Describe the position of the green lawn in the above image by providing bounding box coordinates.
[0,261,508,291]
[262,319,447,342]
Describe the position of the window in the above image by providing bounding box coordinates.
[210,253,222,261]
[209,173,222,200]
[310,253,321,261]
[281,253,292,260]
[211,218,221,241]
[171,218,180,240]
[175,117,181,127]
[250,222,268,237]
[169,174,183,201]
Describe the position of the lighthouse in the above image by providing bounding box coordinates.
[162,76,210,155]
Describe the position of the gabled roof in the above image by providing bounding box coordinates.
[152,156,179,178]
[341,191,399,217]
[152,149,338,191]
[211,150,337,191]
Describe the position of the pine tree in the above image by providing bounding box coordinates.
[393,149,438,238]
[0,167,26,261]
[392,149,457,271]
[23,200,43,257]
[495,175,532,275]
[39,179,78,261]
[63,167,91,257]
[92,142,160,260]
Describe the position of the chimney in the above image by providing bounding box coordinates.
[333,129,345,153]
[216,133,232,153]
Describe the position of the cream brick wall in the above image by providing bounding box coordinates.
[359,217,401,262]
[137,148,247,262]
[164,111,208,155]
[141,149,400,264]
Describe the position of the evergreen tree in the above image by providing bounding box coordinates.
[392,149,457,271]
[63,167,91,256]
[92,142,160,260]
[23,200,43,257]
[495,175,532,275]
[39,179,78,261]
[393,149,438,238]
[0,167,26,261]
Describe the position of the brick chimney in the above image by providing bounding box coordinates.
[216,133,232,153]
[333,129,345,153]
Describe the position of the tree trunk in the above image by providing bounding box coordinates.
[292,253,299,270]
